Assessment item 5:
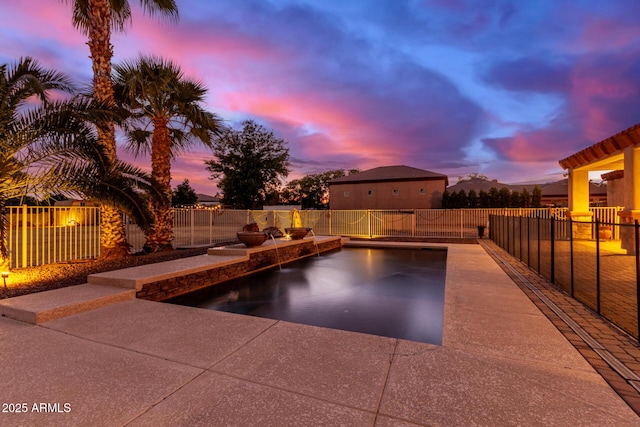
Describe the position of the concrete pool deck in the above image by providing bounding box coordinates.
[1,243,639,425]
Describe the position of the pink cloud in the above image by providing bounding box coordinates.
[111,12,289,80]
[225,91,403,167]
[2,1,87,50]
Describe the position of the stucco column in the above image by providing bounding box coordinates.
[566,168,593,239]
[618,146,640,253]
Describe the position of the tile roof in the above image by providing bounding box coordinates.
[328,165,448,185]
[559,123,640,169]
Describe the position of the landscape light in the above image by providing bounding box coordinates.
[2,271,9,287]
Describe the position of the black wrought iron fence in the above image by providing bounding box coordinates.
[489,215,640,340]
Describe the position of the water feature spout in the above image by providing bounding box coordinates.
[309,229,320,257]
[269,234,282,270]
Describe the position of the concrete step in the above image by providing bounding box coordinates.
[87,254,246,290]
[0,284,136,324]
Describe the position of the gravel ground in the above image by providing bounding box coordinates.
[0,246,218,300]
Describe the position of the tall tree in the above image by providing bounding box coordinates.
[532,185,543,208]
[0,57,74,267]
[113,55,225,252]
[520,188,531,208]
[478,189,490,208]
[457,190,468,208]
[66,0,178,258]
[283,169,349,209]
[488,187,500,208]
[510,190,521,208]
[205,120,290,210]
[441,190,450,209]
[498,187,511,208]
[468,189,478,208]
[172,179,199,207]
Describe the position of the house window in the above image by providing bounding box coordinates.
[392,189,399,196]
[343,191,350,197]
[419,188,426,195]
[367,190,373,196]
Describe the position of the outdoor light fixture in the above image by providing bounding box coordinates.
[2,271,9,288]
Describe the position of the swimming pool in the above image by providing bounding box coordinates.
[170,246,447,345]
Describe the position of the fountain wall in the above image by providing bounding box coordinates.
[136,236,343,302]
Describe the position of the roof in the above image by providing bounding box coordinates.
[559,123,640,170]
[447,177,510,193]
[329,165,448,185]
[196,193,219,203]
[446,178,607,197]
[540,179,607,197]
[601,170,624,181]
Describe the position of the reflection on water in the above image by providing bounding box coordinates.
[169,247,447,345]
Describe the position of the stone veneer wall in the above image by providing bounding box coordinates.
[137,238,342,302]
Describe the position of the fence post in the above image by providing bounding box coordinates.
[487,214,496,242]
[209,209,214,245]
[519,216,523,260]
[635,220,639,340]
[368,210,372,238]
[21,204,27,268]
[412,210,416,237]
[505,214,513,253]
[570,218,574,297]
[596,218,601,314]
[190,208,195,247]
[550,216,555,284]
[526,216,530,267]
[537,215,541,272]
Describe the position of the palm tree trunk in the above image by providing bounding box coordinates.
[99,202,131,257]
[0,199,9,270]
[87,0,129,258]
[144,118,174,252]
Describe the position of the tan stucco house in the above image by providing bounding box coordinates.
[328,165,448,210]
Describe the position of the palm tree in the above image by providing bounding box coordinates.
[113,55,226,252]
[0,57,74,267]
[21,99,162,240]
[66,0,178,258]
[0,57,159,268]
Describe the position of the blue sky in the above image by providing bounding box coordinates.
[2,0,640,194]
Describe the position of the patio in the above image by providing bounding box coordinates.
[1,243,637,425]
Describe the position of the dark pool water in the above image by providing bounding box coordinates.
[169,247,447,345]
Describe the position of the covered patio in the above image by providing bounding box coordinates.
[559,123,640,252]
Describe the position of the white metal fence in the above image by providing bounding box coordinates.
[6,205,100,268]
[5,205,624,268]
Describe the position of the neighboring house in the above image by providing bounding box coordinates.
[196,193,220,207]
[53,199,96,207]
[446,177,511,194]
[328,165,448,210]
[538,179,607,207]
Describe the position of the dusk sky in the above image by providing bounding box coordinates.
[2,0,640,195]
